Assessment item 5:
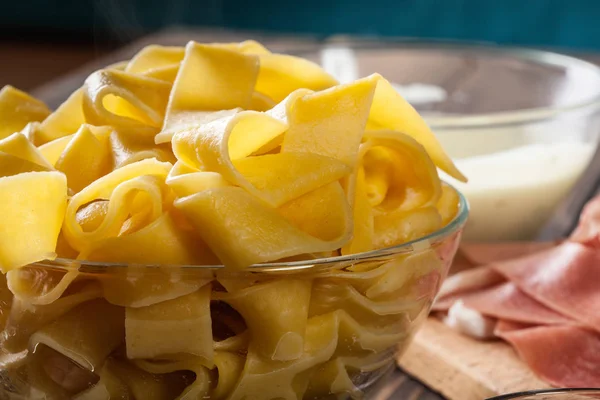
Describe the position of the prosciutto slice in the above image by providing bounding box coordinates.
[571,195,600,247]
[434,240,600,387]
[493,242,600,331]
[496,324,600,388]
[460,282,573,326]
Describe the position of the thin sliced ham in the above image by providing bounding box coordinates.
[432,195,600,389]
[460,282,573,326]
[434,265,504,308]
[493,242,600,331]
[496,324,600,387]
[436,241,557,303]
[571,195,600,247]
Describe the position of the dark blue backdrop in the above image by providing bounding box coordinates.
[2,0,600,50]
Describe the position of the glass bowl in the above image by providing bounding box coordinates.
[295,39,600,242]
[0,186,467,399]
[487,388,600,399]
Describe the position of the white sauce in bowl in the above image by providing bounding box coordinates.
[440,142,595,241]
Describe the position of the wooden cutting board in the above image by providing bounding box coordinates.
[397,318,550,400]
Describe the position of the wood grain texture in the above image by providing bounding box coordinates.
[398,319,549,400]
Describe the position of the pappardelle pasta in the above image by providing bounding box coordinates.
[0,40,466,399]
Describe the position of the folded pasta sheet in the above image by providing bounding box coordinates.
[0,38,464,400]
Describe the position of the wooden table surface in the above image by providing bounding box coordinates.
[2,26,596,399]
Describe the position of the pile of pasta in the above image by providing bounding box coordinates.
[0,40,465,399]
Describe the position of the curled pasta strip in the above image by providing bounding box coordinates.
[134,357,212,399]
[3,282,101,352]
[81,212,217,266]
[172,109,352,208]
[28,299,124,372]
[365,74,465,181]
[227,312,340,400]
[343,129,443,253]
[215,279,312,361]
[361,130,441,214]
[167,169,230,198]
[73,362,130,400]
[84,358,192,400]
[82,69,171,136]
[109,129,176,168]
[212,352,246,399]
[6,267,79,306]
[306,352,394,399]
[309,280,424,327]
[62,158,172,252]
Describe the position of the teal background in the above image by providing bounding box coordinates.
[2,0,600,50]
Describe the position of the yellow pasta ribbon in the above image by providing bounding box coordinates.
[82,69,171,136]
[227,312,340,400]
[73,362,131,400]
[173,110,351,207]
[134,358,212,399]
[0,171,67,272]
[125,285,213,361]
[2,282,101,352]
[126,44,185,82]
[109,129,176,168]
[216,279,312,361]
[212,352,246,399]
[0,38,467,400]
[6,266,79,307]
[175,186,351,269]
[255,54,338,103]
[437,182,461,226]
[168,173,230,199]
[281,72,375,167]
[38,134,75,166]
[0,86,50,140]
[342,129,443,253]
[158,42,260,143]
[55,125,113,193]
[0,132,53,170]
[362,130,441,214]
[94,358,192,400]
[36,89,86,145]
[62,158,172,252]
[366,74,465,181]
[28,299,124,372]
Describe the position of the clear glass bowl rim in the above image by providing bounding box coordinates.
[487,388,600,399]
[29,183,469,272]
[290,37,600,129]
